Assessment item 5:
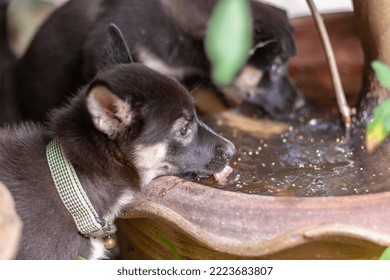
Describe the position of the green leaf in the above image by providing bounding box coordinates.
[366,98,390,152]
[205,0,252,85]
[77,256,87,260]
[372,60,390,89]
[380,246,390,260]
[152,231,181,260]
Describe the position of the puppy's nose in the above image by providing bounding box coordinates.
[224,142,236,160]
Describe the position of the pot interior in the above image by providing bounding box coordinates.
[195,13,390,197]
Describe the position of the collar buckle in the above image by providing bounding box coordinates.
[82,217,117,239]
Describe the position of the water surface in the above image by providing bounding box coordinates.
[200,111,390,197]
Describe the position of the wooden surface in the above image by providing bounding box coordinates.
[289,12,363,109]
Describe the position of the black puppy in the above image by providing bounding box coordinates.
[3,0,303,124]
[1,24,235,259]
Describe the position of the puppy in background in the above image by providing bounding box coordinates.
[1,24,235,259]
[2,0,303,124]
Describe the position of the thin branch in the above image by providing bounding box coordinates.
[306,0,353,128]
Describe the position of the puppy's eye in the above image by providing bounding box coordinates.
[180,123,190,136]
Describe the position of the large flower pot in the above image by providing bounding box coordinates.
[116,13,390,260]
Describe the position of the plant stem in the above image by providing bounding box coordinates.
[306,0,353,128]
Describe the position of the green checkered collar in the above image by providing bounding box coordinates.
[46,139,116,239]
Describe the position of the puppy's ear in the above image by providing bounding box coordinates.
[86,85,134,139]
[98,23,133,71]
[250,1,296,58]
[252,22,296,58]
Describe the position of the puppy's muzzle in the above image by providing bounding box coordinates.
[223,142,236,160]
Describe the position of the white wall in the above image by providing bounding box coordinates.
[262,0,353,18]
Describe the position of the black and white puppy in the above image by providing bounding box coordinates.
[1,24,235,259]
[3,0,303,124]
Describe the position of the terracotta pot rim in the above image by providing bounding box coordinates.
[120,176,390,257]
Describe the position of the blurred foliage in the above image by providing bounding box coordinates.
[205,0,252,85]
[372,60,390,89]
[380,246,390,260]
[367,61,390,259]
[366,61,390,152]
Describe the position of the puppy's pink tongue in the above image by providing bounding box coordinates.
[213,165,233,184]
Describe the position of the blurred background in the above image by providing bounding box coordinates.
[8,0,353,55]
[6,0,358,111]
[266,0,352,17]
